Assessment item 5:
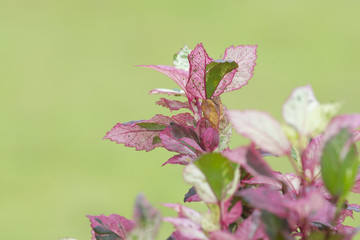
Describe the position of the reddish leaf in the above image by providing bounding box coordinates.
[235,211,269,240]
[87,214,135,240]
[139,65,189,94]
[156,98,190,111]
[200,127,219,152]
[104,114,172,151]
[227,110,291,156]
[222,45,258,93]
[186,43,213,99]
[171,113,197,128]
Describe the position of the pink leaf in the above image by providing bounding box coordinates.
[323,114,360,143]
[163,217,207,240]
[200,127,219,152]
[156,98,190,111]
[222,45,258,93]
[104,114,172,151]
[163,203,202,225]
[227,110,291,156]
[237,187,289,218]
[235,211,269,240]
[160,123,204,156]
[162,154,192,166]
[352,174,360,194]
[221,197,242,227]
[87,214,135,240]
[301,135,322,180]
[210,231,238,240]
[139,65,189,94]
[352,130,360,143]
[186,43,213,99]
[149,88,185,96]
[223,145,276,180]
[172,113,197,127]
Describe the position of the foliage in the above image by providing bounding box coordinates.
[88,43,360,239]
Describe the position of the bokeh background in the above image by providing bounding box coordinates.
[1,0,360,239]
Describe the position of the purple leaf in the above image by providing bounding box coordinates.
[227,110,291,156]
[323,114,360,143]
[186,43,213,99]
[184,187,201,202]
[162,154,192,166]
[104,114,172,151]
[160,123,203,156]
[87,214,135,240]
[222,45,257,93]
[235,211,269,240]
[139,65,189,94]
[347,204,360,212]
[149,88,185,96]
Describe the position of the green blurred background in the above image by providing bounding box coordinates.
[1,0,360,239]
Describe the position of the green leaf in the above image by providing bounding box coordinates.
[173,45,192,71]
[205,61,238,99]
[193,153,239,201]
[260,211,289,240]
[321,129,359,198]
[136,122,167,131]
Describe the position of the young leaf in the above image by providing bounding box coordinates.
[222,45,257,93]
[323,114,360,143]
[128,194,161,240]
[204,60,238,98]
[221,197,243,227]
[104,114,172,151]
[227,110,291,156]
[156,98,190,111]
[149,88,185,96]
[87,214,135,240]
[173,45,192,71]
[184,153,240,203]
[321,129,359,198]
[200,127,220,152]
[163,203,202,225]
